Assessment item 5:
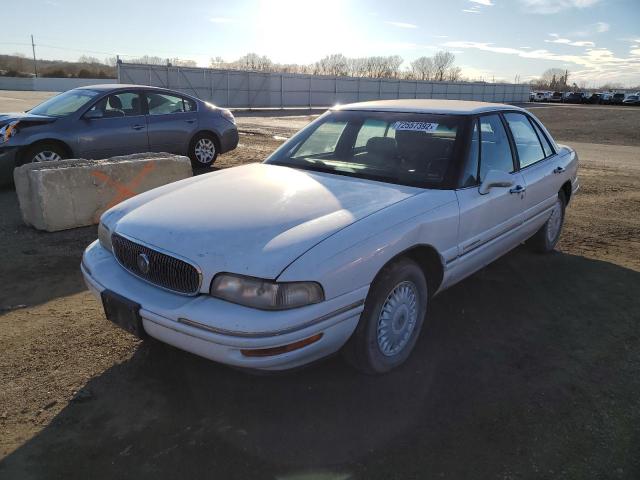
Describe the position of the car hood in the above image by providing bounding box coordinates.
[0,112,57,127]
[114,163,423,283]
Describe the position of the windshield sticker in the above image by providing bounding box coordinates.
[393,121,439,132]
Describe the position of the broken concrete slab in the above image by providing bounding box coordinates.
[14,153,192,232]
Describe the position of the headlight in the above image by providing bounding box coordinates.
[210,273,324,310]
[98,222,113,252]
[0,121,19,144]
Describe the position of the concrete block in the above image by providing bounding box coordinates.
[14,153,192,232]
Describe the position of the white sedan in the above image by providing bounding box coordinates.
[82,99,579,374]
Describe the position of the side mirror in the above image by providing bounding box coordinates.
[84,109,104,120]
[478,169,514,195]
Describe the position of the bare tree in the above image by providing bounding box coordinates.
[539,68,570,90]
[432,51,455,81]
[232,53,273,71]
[209,56,225,68]
[171,58,197,67]
[78,55,101,64]
[447,66,462,82]
[314,54,349,76]
[410,56,434,80]
[126,55,166,65]
[363,56,403,78]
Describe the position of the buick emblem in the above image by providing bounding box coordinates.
[137,253,150,274]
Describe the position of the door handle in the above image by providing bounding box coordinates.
[185,119,195,124]
[132,124,145,130]
[553,166,565,174]
[509,185,526,194]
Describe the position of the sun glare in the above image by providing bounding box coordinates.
[256,0,359,63]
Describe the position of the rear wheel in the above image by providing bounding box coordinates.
[527,191,566,253]
[189,133,218,169]
[344,258,428,374]
[20,142,67,165]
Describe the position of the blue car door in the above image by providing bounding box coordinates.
[77,90,149,159]
[144,91,199,155]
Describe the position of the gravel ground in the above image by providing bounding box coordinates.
[0,95,639,479]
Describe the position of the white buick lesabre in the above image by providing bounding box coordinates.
[82,99,579,374]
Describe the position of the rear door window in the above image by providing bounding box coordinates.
[146,92,195,115]
[504,112,545,168]
[530,120,554,157]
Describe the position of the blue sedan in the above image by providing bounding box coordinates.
[0,84,239,184]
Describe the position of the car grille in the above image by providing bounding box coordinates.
[111,234,201,295]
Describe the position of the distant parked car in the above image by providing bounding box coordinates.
[549,91,563,103]
[82,99,579,373]
[622,95,640,105]
[611,93,626,105]
[599,92,613,104]
[563,92,585,104]
[0,84,239,184]
[586,93,602,104]
[533,91,546,102]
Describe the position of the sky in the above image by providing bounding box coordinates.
[2,0,639,86]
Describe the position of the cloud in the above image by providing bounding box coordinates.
[545,34,595,47]
[463,0,493,13]
[442,40,640,85]
[519,0,600,14]
[595,22,610,33]
[210,17,233,23]
[385,21,418,28]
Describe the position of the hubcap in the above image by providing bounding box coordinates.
[376,281,419,357]
[547,197,563,242]
[32,150,62,163]
[194,138,216,164]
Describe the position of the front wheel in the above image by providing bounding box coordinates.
[20,142,67,165]
[344,258,428,374]
[527,191,566,253]
[189,133,218,169]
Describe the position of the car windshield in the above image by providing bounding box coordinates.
[266,110,464,188]
[29,89,100,117]
[627,95,638,100]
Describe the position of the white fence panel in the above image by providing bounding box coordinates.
[117,63,530,108]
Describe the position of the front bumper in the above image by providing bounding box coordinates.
[0,146,18,186]
[81,241,366,371]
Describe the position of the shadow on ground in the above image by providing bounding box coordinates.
[0,187,96,311]
[1,249,639,479]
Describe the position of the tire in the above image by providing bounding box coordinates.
[19,142,67,165]
[189,133,219,169]
[527,191,566,253]
[343,258,428,374]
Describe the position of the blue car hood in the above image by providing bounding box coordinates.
[0,112,57,126]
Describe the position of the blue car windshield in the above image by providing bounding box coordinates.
[29,89,100,117]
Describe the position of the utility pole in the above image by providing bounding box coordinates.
[31,34,38,77]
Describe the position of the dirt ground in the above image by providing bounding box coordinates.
[0,97,639,479]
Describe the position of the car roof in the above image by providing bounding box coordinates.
[75,84,186,93]
[332,99,527,115]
